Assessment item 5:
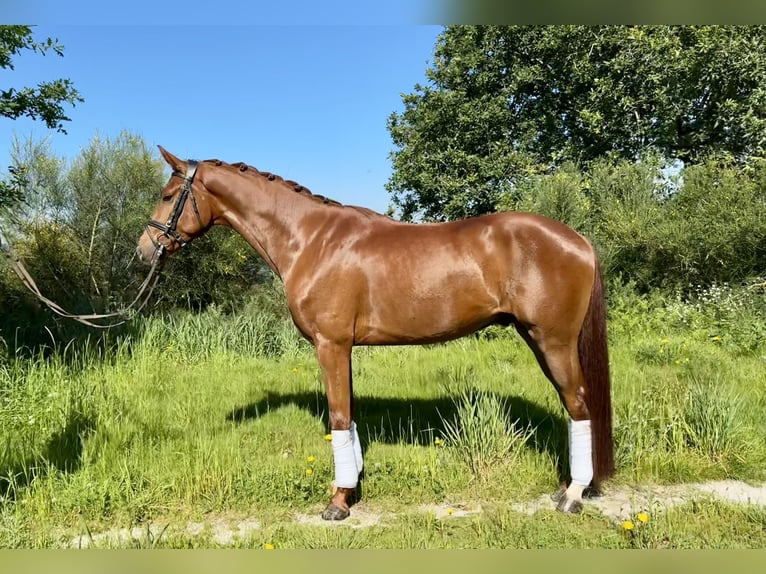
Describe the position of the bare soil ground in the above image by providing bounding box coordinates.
[67,479,766,547]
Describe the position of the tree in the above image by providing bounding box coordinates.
[387,26,766,221]
[0,26,83,133]
[0,26,83,211]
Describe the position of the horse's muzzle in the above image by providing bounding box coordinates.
[136,239,165,267]
[136,245,151,266]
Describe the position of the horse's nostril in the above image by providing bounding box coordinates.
[136,245,151,265]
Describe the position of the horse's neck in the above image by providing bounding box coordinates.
[209,171,322,280]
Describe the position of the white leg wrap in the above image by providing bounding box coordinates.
[332,430,359,488]
[351,421,364,473]
[569,418,593,487]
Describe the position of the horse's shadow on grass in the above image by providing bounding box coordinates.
[0,411,96,501]
[227,392,570,482]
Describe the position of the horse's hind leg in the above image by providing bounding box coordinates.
[517,327,592,513]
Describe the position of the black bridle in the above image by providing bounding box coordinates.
[145,159,203,253]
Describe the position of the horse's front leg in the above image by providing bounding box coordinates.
[315,338,362,521]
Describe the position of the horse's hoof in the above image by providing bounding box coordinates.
[321,503,350,521]
[555,494,584,514]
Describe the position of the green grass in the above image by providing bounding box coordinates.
[0,289,764,548]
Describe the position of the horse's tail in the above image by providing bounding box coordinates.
[578,257,614,485]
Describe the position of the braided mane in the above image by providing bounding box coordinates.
[205,158,344,208]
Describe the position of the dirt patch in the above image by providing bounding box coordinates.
[294,504,384,529]
[510,480,766,521]
[66,480,766,547]
[68,517,262,548]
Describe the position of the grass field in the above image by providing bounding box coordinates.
[0,282,764,548]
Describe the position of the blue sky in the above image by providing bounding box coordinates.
[1,24,443,215]
[3,1,442,25]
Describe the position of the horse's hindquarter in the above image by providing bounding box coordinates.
[287,211,595,346]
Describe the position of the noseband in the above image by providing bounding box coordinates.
[146,159,203,254]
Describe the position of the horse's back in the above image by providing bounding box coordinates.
[355,211,595,284]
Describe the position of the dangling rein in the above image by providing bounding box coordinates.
[2,243,164,329]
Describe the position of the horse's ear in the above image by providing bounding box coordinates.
[158,146,185,172]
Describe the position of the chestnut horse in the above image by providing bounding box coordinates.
[137,147,614,520]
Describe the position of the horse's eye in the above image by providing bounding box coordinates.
[162,195,173,202]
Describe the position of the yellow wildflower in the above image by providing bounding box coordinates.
[622,520,635,531]
[446,508,455,515]
[263,543,275,550]
[306,456,316,464]
[434,437,443,446]
[637,512,649,523]
[305,468,313,476]
[324,434,332,441]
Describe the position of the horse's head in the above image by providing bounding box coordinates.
[137,146,215,265]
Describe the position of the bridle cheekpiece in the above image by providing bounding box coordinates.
[146,159,203,254]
